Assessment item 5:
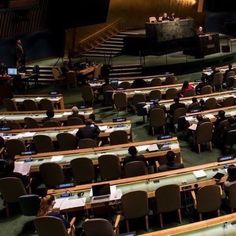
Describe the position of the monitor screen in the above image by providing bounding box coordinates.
[7,68,17,75]
[92,183,110,196]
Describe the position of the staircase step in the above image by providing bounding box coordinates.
[100,43,123,48]
[81,53,117,58]
[104,40,124,45]
[88,50,120,55]
[94,47,123,52]
[110,68,142,73]
[109,72,142,77]
[111,64,142,69]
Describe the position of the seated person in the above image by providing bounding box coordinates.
[196,26,204,35]
[195,74,209,94]
[169,97,186,116]
[196,114,210,128]
[131,78,147,88]
[123,146,147,167]
[158,151,184,172]
[215,110,227,129]
[188,97,201,112]
[42,109,55,123]
[224,165,236,195]
[37,194,69,228]
[162,12,169,21]
[67,106,85,122]
[89,113,102,123]
[60,61,70,76]
[76,119,100,140]
[169,12,176,21]
[179,81,194,97]
[208,66,220,83]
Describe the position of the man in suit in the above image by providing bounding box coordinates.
[123,146,147,167]
[169,97,186,116]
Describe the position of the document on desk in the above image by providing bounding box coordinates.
[136,145,150,152]
[99,125,108,132]
[193,170,207,179]
[204,114,215,120]
[69,129,78,136]
[147,144,159,152]
[54,197,86,210]
[51,155,64,162]
[14,161,31,175]
[188,123,197,131]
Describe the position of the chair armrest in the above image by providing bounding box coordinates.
[0,147,5,158]
[26,177,33,194]
[67,217,76,236]
[114,214,121,232]
[191,190,197,208]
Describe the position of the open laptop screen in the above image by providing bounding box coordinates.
[92,183,110,197]
[7,68,17,75]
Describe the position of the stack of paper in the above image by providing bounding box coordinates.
[136,145,150,152]
[14,161,31,175]
[99,125,108,132]
[193,170,207,179]
[54,197,86,210]
[188,123,197,131]
[147,144,159,152]
[50,155,64,162]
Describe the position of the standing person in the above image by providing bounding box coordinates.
[16,39,25,69]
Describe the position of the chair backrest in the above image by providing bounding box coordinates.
[33,135,54,153]
[132,93,146,106]
[183,89,195,97]
[24,117,39,128]
[39,163,64,187]
[43,120,60,127]
[150,78,162,86]
[78,138,97,149]
[67,117,84,126]
[196,185,221,213]
[18,194,40,216]
[196,122,213,144]
[124,161,147,177]
[39,99,54,110]
[57,133,78,151]
[52,67,62,80]
[150,108,166,128]
[165,76,177,85]
[118,81,131,89]
[109,130,128,145]
[165,88,178,99]
[204,97,217,110]
[121,190,149,219]
[0,177,26,203]
[222,96,235,107]
[212,72,223,86]
[98,155,121,180]
[34,216,69,236]
[200,85,212,95]
[81,86,94,104]
[70,158,95,184]
[6,120,21,129]
[66,71,76,83]
[5,139,26,159]
[225,129,236,146]
[155,184,181,213]
[227,183,236,209]
[3,98,18,111]
[113,92,127,111]
[82,218,115,236]
[173,107,187,124]
[23,99,38,111]
[149,90,162,101]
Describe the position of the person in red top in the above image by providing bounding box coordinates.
[180,81,194,97]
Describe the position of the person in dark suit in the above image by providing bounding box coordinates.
[158,151,184,172]
[67,106,85,122]
[188,97,201,112]
[76,119,100,140]
[196,114,210,128]
[123,146,147,167]
[131,78,147,88]
[195,74,209,94]
[169,97,186,116]
[42,110,55,123]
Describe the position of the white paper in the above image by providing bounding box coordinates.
[21,132,36,138]
[60,198,86,210]
[14,161,31,175]
[69,129,78,136]
[147,144,159,152]
[99,125,108,132]
[170,143,179,149]
[62,112,71,116]
[188,123,197,131]
[78,111,85,115]
[136,145,150,152]
[204,114,215,120]
[193,170,207,179]
[110,189,122,201]
[134,90,141,93]
[50,155,64,162]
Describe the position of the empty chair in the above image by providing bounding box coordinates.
[121,190,149,232]
[57,133,78,151]
[155,185,182,228]
[52,67,65,81]
[124,161,147,177]
[39,163,64,187]
[195,122,214,153]
[67,117,84,126]
[149,90,162,101]
[118,81,131,90]
[212,72,223,91]
[150,78,162,86]
[225,183,236,212]
[173,107,187,124]
[98,155,121,180]
[5,120,21,129]
[78,138,97,149]
[165,88,178,99]
[23,99,38,111]
[18,194,40,216]
[5,139,26,160]
[66,71,77,88]
[0,177,26,216]
[200,85,212,95]
[43,120,61,127]
[81,85,94,106]
[204,98,218,110]
[222,96,235,107]
[109,130,128,145]
[194,185,221,220]
[165,76,177,85]
[34,216,76,236]
[149,108,166,135]
[183,89,195,97]
[39,99,54,110]
[113,92,127,111]
[136,102,148,123]
[132,93,146,107]
[24,117,39,128]
[3,98,18,111]
[33,135,54,153]
[70,158,95,184]
[224,129,236,153]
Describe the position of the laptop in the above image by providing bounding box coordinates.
[91,183,111,202]
[7,68,17,75]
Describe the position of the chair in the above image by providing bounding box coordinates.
[195,122,214,153]
[149,90,162,101]
[34,216,76,236]
[67,117,84,126]
[23,99,38,111]
[224,129,236,152]
[3,98,18,111]
[18,194,40,216]
[32,65,40,87]
[226,183,236,212]
[118,81,131,90]
[70,158,95,184]
[155,185,182,228]
[149,16,157,23]
[82,217,120,236]
[222,96,235,107]
[52,67,66,84]
[149,108,166,135]
[173,107,187,124]
[192,185,221,220]
[150,78,162,86]
[24,117,40,128]
[78,138,97,149]
[66,71,77,88]
[81,85,94,106]
[121,190,149,232]
[43,120,60,127]
[113,92,127,112]
[200,85,212,95]
[225,70,235,88]
[124,161,147,177]
[135,102,148,123]
[212,72,223,91]
[0,177,27,216]
[5,139,26,160]
[57,133,78,151]
[98,155,121,180]
[165,76,177,85]
[204,98,217,110]
[6,120,21,129]
[39,163,64,187]
[33,135,54,153]
[183,89,195,97]
[39,99,54,110]
[165,88,178,99]
[109,130,128,145]
[132,93,146,107]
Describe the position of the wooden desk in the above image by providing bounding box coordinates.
[15,138,181,173]
[12,94,65,109]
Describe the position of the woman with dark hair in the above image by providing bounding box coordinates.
[180,81,194,97]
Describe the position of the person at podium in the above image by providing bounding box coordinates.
[196,26,204,35]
